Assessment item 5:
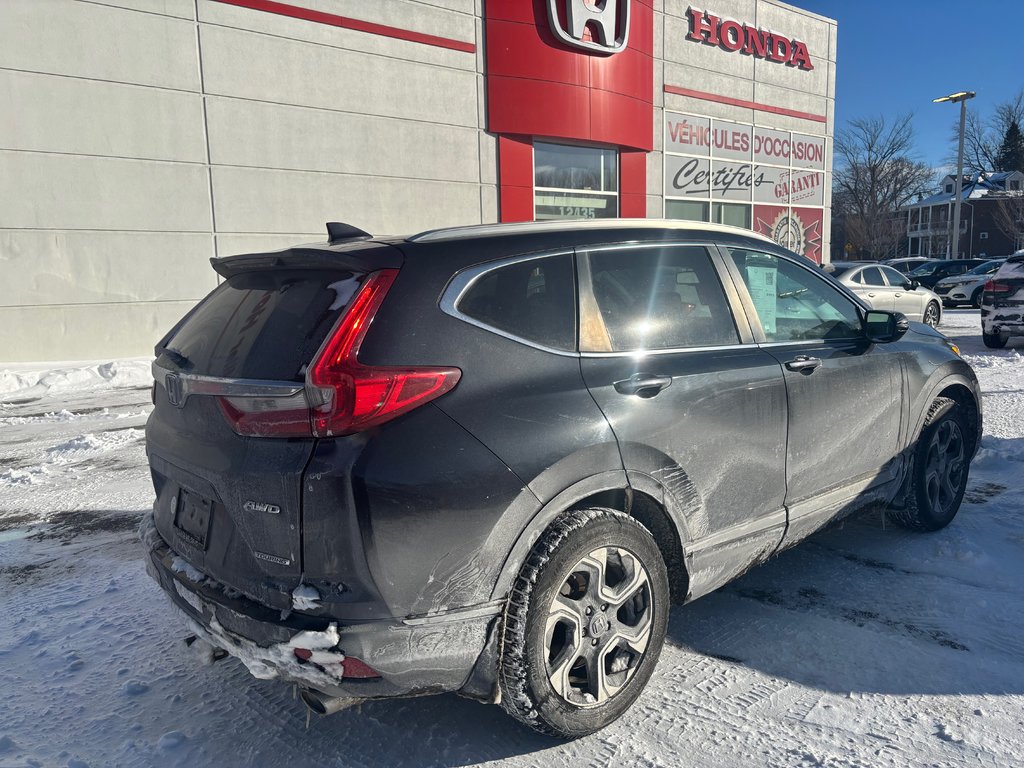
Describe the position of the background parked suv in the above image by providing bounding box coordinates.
[934,259,1006,308]
[906,258,989,289]
[981,251,1024,347]
[143,220,981,738]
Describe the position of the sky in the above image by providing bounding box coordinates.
[796,0,1024,172]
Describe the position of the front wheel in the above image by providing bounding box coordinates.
[983,330,1008,348]
[890,398,970,532]
[971,287,984,309]
[923,301,941,329]
[498,508,670,738]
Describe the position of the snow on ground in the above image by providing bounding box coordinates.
[1,312,1023,767]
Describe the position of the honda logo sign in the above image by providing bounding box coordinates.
[547,0,630,54]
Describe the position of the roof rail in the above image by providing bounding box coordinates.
[326,222,372,243]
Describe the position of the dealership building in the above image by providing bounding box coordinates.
[0,0,836,362]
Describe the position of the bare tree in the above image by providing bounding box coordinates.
[992,192,1024,252]
[833,114,936,259]
[948,91,1024,174]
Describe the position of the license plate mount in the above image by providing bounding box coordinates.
[174,489,212,550]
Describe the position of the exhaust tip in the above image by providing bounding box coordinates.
[300,688,356,716]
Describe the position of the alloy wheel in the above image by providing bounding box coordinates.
[923,419,965,517]
[924,303,940,328]
[544,547,654,707]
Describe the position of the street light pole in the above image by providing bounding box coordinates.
[934,90,976,259]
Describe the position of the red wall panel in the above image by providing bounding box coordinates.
[498,136,535,223]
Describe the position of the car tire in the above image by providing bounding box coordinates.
[498,507,670,739]
[923,301,941,329]
[982,330,1008,348]
[889,398,970,532]
[971,287,984,309]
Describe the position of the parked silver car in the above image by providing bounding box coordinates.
[933,259,1006,308]
[824,262,942,327]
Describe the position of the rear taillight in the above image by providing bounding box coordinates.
[218,269,460,438]
[306,269,461,437]
[218,392,313,437]
[984,280,1011,294]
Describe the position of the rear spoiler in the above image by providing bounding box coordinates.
[211,222,404,279]
[211,244,403,279]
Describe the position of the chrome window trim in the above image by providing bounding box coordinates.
[152,362,305,407]
[580,342,753,358]
[439,250,581,358]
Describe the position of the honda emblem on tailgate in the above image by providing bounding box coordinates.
[547,0,631,54]
[165,373,185,408]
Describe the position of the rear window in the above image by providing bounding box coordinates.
[159,269,364,381]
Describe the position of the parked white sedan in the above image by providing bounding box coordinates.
[823,261,942,327]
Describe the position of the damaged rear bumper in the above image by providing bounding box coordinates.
[140,512,500,701]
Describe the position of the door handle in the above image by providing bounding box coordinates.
[613,373,673,397]
[867,292,876,297]
[785,355,822,373]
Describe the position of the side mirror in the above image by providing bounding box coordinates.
[903,279,920,290]
[864,310,909,343]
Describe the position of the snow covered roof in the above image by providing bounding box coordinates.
[907,170,1024,209]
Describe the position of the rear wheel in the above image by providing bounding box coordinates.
[498,508,669,738]
[923,301,941,328]
[983,330,1008,348]
[890,398,970,532]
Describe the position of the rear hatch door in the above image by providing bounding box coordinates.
[146,241,400,610]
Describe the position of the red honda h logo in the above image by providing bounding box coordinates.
[546,0,631,54]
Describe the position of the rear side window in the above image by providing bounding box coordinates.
[583,245,739,352]
[160,269,363,381]
[457,254,577,351]
[860,267,886,286]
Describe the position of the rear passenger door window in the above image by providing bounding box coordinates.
[582,245,739,351]
[456,253,577,351]
[860,267,886,286]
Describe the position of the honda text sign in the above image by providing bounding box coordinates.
[547,0,631,54]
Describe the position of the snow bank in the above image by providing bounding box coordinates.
[0,360,151,402]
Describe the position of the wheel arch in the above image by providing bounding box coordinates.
[909,373,982,459]
[488,472,691,607]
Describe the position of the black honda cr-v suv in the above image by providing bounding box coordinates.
[143,219,981,737]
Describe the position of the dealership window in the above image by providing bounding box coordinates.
[534,142,618,220]
[663,112,828,261]
[665,200,709,222]
[713,202,751,229]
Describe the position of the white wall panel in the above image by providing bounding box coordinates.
[0,152,212,232]
[0,0,199,91]
[199,24,478,127]
[1,231,215,308]
[0,70,206,162]
[82,0,196,20]
[205,98,480,182]
[196,0,476,70]
[0,301,200,363]
[210,166,481,235]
